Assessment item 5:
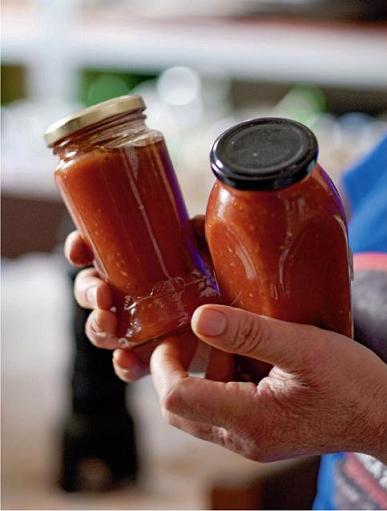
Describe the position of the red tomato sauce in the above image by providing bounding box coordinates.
[206,119,353,381]
[56,137,218,345]
[206,164,352,337]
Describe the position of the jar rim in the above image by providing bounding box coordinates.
[44,94,146,147]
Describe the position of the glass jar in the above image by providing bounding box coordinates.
[45,95,219,347]
[205,118,353,381]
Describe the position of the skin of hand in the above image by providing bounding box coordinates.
[64,222,387,464]
[150,304,387,464]
[64,216,222,381]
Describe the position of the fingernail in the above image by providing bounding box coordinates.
[192,308,227,337]
[86,286,98,307]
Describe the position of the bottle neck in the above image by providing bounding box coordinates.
[53,109,147,159]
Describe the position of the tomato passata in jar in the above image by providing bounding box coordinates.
[45,95,219,346]
[206,118,353,380]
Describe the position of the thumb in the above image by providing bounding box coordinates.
[191,304,330,372]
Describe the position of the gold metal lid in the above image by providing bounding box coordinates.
[44,94,146,147]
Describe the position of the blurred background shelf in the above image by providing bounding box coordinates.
[2,0,387,248]
[3,5,387,97]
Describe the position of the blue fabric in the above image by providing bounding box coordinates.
[342,135,387,253]
[313,453,344,510]
[341,135,387,219]
[313,134,387,510]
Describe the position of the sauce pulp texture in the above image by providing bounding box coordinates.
[56,137,218,345]
[206,165,353,379]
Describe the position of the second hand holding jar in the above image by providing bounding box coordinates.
[45,95,219,347]
[205,118,353,382]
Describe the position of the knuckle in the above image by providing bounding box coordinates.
[161,384,182,414]
[297,324,329,368]
[231,314,265,355]
[213,426,228,448]
[224,380,242,395]
[161,409,179,427]
[85,316,109,349]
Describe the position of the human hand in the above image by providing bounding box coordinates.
[150,304,387,463]
[64,216,218,382]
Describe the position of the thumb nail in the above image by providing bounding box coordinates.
[192,308,227,337]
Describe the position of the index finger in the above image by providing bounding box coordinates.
[150,336,257,429]
[64,230,94,267]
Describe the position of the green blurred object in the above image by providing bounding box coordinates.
[274,85,327,125]
[1,65,26,104]
[80,69,157,107]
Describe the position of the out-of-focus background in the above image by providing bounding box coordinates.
[2,1,387,509]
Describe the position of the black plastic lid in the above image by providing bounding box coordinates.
[210,118,319,191]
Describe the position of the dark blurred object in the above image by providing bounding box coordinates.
[60,269,139,492]
[1,195,66,258]
[353,268,387,363]
[2,194,140,491]
[209,456,320,509]
[245,0,387,21]
[61,411,138,492]
[1,65,27,105]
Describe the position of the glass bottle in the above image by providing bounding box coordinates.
[206,118,353,381]
[45,95,219,346]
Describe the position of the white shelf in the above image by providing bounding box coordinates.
[78,18,387,89]
[2,6,387,92]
